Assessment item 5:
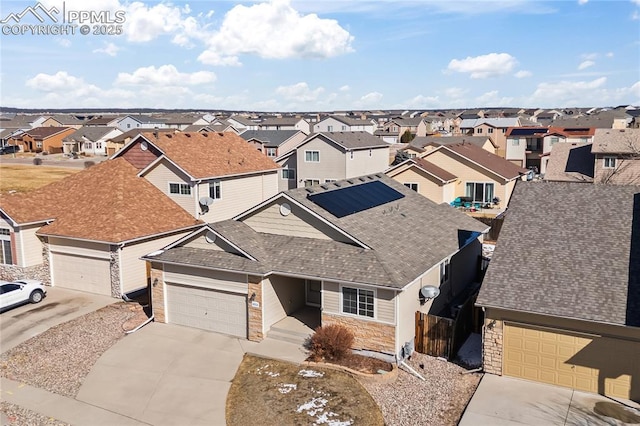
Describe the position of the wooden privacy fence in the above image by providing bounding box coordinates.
[415,293,482,359]
[474,214,505,241]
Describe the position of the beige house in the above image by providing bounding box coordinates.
[591,128,640,185]
[418,143,527,209]
[143,175,489,360]
[405,136,497,158]
[385,158,457,204]
[287,132,390,188]
[477,182,640,403]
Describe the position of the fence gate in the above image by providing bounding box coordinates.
[414,311,454,358]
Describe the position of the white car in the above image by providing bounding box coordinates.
[0,279,47,312]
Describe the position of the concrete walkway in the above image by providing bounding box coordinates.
[459,374,640,425]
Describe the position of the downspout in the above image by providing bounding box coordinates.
[125,314,154,334]
[194,179,202,217]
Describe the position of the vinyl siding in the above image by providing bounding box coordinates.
[15,224,42,267]
[241,202,354,243]
[323,280,395,325]
[594,155,640,184]
[197,172,278,222]
[48,237,111,259]
[263,276,305,329]
[297,137,346,185]
[183,233,241,253]
[278,133,307,156]
[120,232,189,294]
[345,147,390,178]
[164,264,248,294]
[144,159,195,215]
[389,166,447,204]
[277,154,297,192]
[443,182,456,203]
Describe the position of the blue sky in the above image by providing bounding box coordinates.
[1,0,639,111]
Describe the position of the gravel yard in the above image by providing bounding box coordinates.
[0,402,70,426]
[0,302,142,398]
[360,352,482,426]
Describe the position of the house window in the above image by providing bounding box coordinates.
[440,258,450,285]
[169,183,191,196]
[96,142,102,149]
[408,153,417,159]
[305,150,320,162]
[0,229,12,265]
[325,179,337,183]
[84,142,92,149]
[304,179,320,187]
[392,126,398,132]
[342,287,374,318]
[488,128,494,134]
[550,137,559,145]
[127,123,131,128]
[465,182,494,203]
[369,149,372,157]
[475,128,483,134]
[327,125,333,132]
[581,137,589,143]
[603,157,617,169]
[350,151,354,160]
[265,147,277,157]
[282,169,296,180]
[501,129,506,133]
[209,181,221,199]
[36,141,43,148]
[341,125,347,131]
[404,183,418,192]
[511,138,520,146]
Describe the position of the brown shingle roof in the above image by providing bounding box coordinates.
[19,127,72,139]
[0,158,201,242]
[412,158,458,182]
[143,131,279,179]
[432,143,526,180]
[591,128,640,154]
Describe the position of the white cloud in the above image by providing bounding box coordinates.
[275,82,325,102]
[198,0,354,66]
[631,81,640,98]
[115,65,216,86]
[581,52,598,60]
[606,52,614,58]
[632,0,640,5]
[475,91,514,106]
[55,38,71,47]
[447,53,517,79]
[405,94,440,108]
[632,10,639,20]
[530,77,607,105]
[339,85,350,92]
[93,42,120,57]
[515,70,532,78]
[443,87,469,99]
[578,0,588,5]
[352,91,383,108]
[578,60,595,70]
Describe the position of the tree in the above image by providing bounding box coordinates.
[400,129,415,144]
[391,150,411,166]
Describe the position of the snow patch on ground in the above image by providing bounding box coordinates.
[456,333,482,368]
[255,365,280,377]
[297,397,353,425]
[278,383,297,394]
[482,243,495,259]
[298,369,325,378]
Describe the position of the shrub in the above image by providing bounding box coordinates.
[84,160,96,169]
[41,151,49,156]
[33,158,43,165]
[308,324,354,362]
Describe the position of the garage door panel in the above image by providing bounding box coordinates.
[504,324,638,401]
[51,252,111,296]
[166,283,247,338]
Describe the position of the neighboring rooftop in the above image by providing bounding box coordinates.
[239,130,301,146]
[591,128,640,154]
[544,142,595,182]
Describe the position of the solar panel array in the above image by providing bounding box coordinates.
[307,180,405,218]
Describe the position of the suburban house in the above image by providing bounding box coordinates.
[505,127,595,172]
[258,117,311,134]
[382,117,429,140]
[84,115,121,127]
[10,127,75,153]
[113,115,168,132]
[40,115,85,129]
[404,136,497,158]
[279,132,390,188]
[143,174,489,360]
[61,126,122,156]
[543,142,595,183]
[0,158,202,297]
[313,116,377,134]
[591,128,640,185]
[238,129,307,159]
[385,157,458,204]
[550,109,631,130]
[414,142,527,209]
[227,115,260,132]
[112,131,281,223]
[476,182,640,403]
[459,118,541,158]
[105,128,174,156]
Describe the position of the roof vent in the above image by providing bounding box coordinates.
[375,173,383,178]
[333,182,341,188]
[358,177,366,182]
[306,188,315,194]
[202,133,208,137]
[185,133,191,137]
[321,184,329,190]
[347,179,354,184]
[166,134,172,138]
[218,132,224,136]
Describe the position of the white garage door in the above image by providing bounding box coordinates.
[166,283,247,338]
[51,252,111,296]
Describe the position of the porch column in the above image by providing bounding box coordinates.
[247,275,263,341]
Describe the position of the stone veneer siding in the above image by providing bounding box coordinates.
[150,266,165,323]
[482,318,503,375]
[247,275,263,341]
[0,238,50,285]
[322,313,395,354]
[109,247,121,297]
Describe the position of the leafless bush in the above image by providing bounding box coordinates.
[308,324,354,362]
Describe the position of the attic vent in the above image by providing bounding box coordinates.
[185,133,191,137]
[218,132,224,136]
[358,177,366,182]
[333,182,341,188]
[202,133,208,137]
[367,176,374,180]
[166,134,172,138]
[321,184,329,190]
[375,173,383,178]
[306,188,315,194]
[347,179,354,184]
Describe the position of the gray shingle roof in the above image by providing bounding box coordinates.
[544,143,594,182]
[62,127,117,142]
[239,130,301,147]
[150,174,489,289]
[410,136,494,150]
[591,128,640,154]
[311,132,390,150]
[477,181,640,327]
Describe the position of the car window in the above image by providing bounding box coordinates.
[0,283,21,294]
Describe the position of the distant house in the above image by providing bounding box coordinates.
[283,132,390,188]
[143,174,489,360]
[105,128,174,156]
[40,115,85,129]
[113,115,168,132]
[62,126,122,156]
[11,127,75,153]
[382,117,428,140]
[405,135,497,158]
[476,182,640,403]
[591,128,640,184]
[258,117,310,134]
[313,116,377,134]
[543,142,595,183]
[551,110,631,130]
[459,118,541,158]
[385,157,458,204]
[227,115,259,132]
[238,130,307,159]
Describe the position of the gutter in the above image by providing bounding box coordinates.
[122,293,154,334]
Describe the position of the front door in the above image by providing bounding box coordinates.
[305,280,321,307]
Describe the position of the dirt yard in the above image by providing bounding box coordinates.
[0,164,79,194]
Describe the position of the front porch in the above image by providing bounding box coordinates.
[267,306,320,345]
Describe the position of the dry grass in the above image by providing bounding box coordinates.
[227,354,384,426]
[0,164,78,194]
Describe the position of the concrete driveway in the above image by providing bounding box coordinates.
[0,287,116,353]
[459,374,640,425]
[76,323,247,426]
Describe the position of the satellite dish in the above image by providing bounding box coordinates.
[199,197,214,206]
[140,141,148,151]
[279,203,291,216]
[420,285,440,300]
[204,231,217,244]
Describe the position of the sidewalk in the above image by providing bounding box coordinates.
[0,377,148,425]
